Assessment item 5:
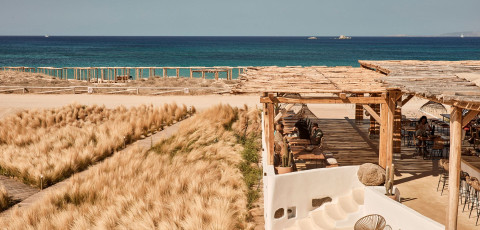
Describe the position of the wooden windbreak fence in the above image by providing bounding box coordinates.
[1,66,250,82]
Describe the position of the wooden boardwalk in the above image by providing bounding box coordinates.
[0,119,184,220]
[0,176,38,205]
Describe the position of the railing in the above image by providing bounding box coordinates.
[1,66,253,81]
[0,86,229,95]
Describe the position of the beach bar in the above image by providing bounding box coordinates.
[360,60,480,230]
[234,61,480,230]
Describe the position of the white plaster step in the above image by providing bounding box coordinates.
[335,205,365,229]
[337,192,359,213]
[324,202,348,220]
[352,187,365,205]
[298,217,324,230]
[284,187,366,230]
[310,208,336,230]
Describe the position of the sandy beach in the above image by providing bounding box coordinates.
[0,94,431,120]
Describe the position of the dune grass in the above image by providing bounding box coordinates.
[2,104,261,229]
[0,185,12,212]
[0,103,191,188]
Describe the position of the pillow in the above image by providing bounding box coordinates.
[327,158,338,165]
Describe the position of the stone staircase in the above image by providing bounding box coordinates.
[284,187,365,230]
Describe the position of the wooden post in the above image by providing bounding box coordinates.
[190,68,193,79]
[215,71,219,80]
[379,102,388,168]
[393,96,402,158]
[386,92,397,169]
[163,68,166,79]
[266,101,275,165]
[202,70,205,79]
[176,68,179,78]
[446,106,462,230]
[370,105,376,136]
[355,94,364,124]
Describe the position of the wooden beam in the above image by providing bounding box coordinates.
[462,110,480,127]
[379,103,388,168]
[446,106,462,230]
[386,91,397,169]
[260,96,386,104]
[266,102,275,165]
[401,94,414,106]
[274,104,294,122]
[394,92,404,102]
[363,105,381,124]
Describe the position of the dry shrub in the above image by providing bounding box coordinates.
[0,103,191,188]
[2,104,259,229]
[0,185,11,211]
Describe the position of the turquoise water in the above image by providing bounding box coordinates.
[0,36,479,78]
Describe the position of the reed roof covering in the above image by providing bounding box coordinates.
[360,60,480,109]
[232,66,387,94]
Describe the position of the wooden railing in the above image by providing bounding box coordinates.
[1,66,253,81]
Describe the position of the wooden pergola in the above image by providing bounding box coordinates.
[360,60,480,230]
[232,66,397,170]
[234,62,480,230]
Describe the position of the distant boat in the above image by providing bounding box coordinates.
[44,35,49,38]
[461,33,464,38]
[337,35,351,40]
[307,37,318,40]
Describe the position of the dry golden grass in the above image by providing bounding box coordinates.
[2,104,261,229]
[0,103,191,188]
[0,185,11,211]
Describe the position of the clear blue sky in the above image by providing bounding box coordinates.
[1,0,479,36]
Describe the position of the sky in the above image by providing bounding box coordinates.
[0,0,479,36]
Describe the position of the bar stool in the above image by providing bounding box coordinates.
[459,171,469,204]
[463,176,478,212]
[470,181,480,225]
[437,160,449,195]
[431,137,444,158]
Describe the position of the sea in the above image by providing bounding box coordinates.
[0,36,479,78]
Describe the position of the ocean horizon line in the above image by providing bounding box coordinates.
[1,35,479,38]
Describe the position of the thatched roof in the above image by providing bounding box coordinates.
[360,60,480,110]
[232,66,386,94]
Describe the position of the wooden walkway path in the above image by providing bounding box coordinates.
[0,176,38,206]
[0,120,184,219]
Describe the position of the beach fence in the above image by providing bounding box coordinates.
[1,66,250,81]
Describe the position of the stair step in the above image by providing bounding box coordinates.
[337,193,359,213]
[298,217,323,230]
[284,222,300,230]
[352,187,365,205]
[335,205,365,228]
[324,203,347,220]
[310,209,336,230]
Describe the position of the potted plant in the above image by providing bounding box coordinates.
[276,138,293,174]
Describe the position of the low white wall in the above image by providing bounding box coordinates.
[364,187,444,230]
[266,166,363,229]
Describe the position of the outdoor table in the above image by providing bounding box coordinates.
[288,139,310,146]
[295,148,326,168]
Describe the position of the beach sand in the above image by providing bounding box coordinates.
[0,94,430,119]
